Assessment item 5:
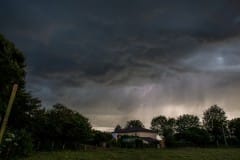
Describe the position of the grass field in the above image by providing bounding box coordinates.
[21,148,240,160]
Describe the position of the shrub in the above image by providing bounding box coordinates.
[175,127,210,147]
[0,129,33,159]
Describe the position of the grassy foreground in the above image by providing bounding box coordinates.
[21,148,240,160]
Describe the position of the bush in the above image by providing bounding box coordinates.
[175,127,210,147]
[90,130,112,147]
[0,129,33,159]
[117,136,146,148]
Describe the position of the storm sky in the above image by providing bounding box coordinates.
[1,0,240,129]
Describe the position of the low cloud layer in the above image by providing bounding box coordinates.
[1,0,240,128]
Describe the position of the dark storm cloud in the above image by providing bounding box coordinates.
[1,0,240,127]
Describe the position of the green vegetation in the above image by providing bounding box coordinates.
[30,103,92,151]
[176,114,200,133]
[229,118,240,142]
[125,120,145,129]
[21,148,240,160]
[151,116,176,145]
[0,33,41,159]
[203,105,228,146]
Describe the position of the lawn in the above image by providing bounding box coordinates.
[21,148,240,160]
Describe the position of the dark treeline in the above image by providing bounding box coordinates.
[150,105,240,147]
[114,107,240,148]
[1,34,240,159]
[29,103,92,150]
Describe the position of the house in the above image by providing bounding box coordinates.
[112,127,165,148]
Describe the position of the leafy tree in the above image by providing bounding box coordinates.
[28,104,93,150]
[203,105,227,146]
[91,131,112,147]
[151,116,176,135]
[0,34,41,158]
[0,34,25,119]
[151,115,167,135]
[175,127,210,147]
[29,108,51,150]
[114,124,122,132]
[45,104,92,150]
[229,118,240,142]
[151,116,176,147]
[125,120,144,129]
[176,114,200,133]
[162,118,176,146]
[0,34,25,97]
[9,92,41,130]
[0,35,95,152]
[0,129,33,159]
[0,34,41,130]
[167,118,176,129]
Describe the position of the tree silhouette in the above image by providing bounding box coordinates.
[151,115,168,134]
[114,124,122,132]
[203,105,227,146]
[176,114,200,133]
[125,120,144,129]
[229,118,240,142]
[0,34,41,130]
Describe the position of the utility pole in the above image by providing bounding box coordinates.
[0,84,18,144]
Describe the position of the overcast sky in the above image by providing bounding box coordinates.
[1,0,240,129]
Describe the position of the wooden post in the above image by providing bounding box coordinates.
[0,84,18,144]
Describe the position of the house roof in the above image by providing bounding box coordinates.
[113,127,156,134]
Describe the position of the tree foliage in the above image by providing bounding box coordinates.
[0,34,41,158]
[30,103,92,150]
[175,127,210,147]
[203,105,227,145]
[91,130,112,147]
[0,129,33,159]
[151,116,176,135]
[0,34,25,90]
[151,116,176,147]
[125,120,144,129]
[114,124,122,132]
[0,33,25,114]
[176,114,200,133]
[0,34,41,130]
[229,118,240,142]
[151,115,167,134]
